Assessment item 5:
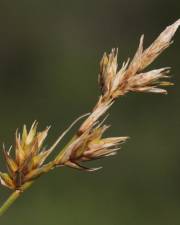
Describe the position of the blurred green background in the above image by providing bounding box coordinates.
[0,0,180,224]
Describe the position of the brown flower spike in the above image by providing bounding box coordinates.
[0,19,179,216]
[1,122,51,189]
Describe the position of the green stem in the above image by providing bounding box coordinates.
[55,135,77,163]
[0,191,20,216]
[0,182,33,217]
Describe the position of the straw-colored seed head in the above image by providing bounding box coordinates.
[98,19,180,99]
[0,19,179,193]
[0,122,51,190]
[56,123,128,171]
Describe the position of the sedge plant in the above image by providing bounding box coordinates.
[0,19,179,217]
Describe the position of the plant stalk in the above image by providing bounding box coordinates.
[0,181,33,217]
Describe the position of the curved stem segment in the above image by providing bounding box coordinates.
[0,182,33,217]
[0,191,20,216]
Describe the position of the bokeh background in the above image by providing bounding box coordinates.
[0,0,180,224]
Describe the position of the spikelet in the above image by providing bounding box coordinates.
[98,19,180,98]
[0,122,51,189]
[55,123,128,171]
